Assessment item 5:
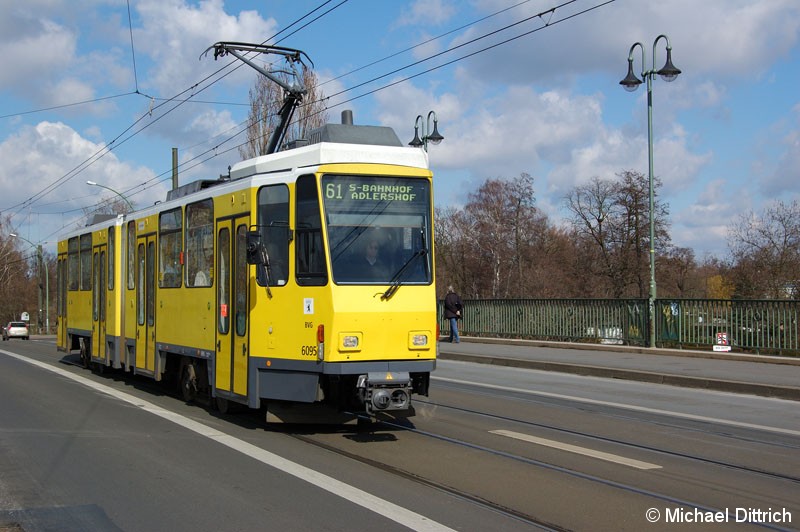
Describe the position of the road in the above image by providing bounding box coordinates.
[1,338,798,531]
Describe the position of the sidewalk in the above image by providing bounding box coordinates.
[437,337,800,401]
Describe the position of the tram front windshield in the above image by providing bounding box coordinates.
[323,174,432,285]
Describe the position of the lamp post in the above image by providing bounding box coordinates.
[620,34,681,348]
[87,180,134,210]
[408,110,444,151]
[10,233,48,335]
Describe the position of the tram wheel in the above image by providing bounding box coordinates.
[215,397,229,415]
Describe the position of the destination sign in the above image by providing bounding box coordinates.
[323,176,428,205]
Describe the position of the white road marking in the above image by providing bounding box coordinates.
[3,351,455,532]
[490,429,662,470]
[433,375,800,437]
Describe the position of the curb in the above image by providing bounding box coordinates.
[451,337,800,366]
[437,351,800,402]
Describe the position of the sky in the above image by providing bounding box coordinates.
[1,0,799,261]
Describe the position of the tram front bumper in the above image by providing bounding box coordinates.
[357,371,412,415]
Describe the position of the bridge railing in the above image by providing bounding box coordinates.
[437,298,800,356]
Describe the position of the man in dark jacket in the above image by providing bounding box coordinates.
[444,286,463,343]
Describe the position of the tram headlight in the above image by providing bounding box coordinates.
[408,331,430,350]
[343,335,359,348]
[338,332,362,352]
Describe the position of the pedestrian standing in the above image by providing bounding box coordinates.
[444,285,463,343]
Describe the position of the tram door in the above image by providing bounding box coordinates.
[57,255,68,349]
[91,245,107,364]
[215,217,249,398]
[135,235,157,374]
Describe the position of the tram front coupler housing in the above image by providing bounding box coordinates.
[357,372,412,415]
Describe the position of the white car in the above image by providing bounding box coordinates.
[3,321,29,340]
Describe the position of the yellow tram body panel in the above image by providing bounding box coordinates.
[327,285,436,363]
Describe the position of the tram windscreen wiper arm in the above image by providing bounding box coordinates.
[381,249,424,300]
[381,237,428,301]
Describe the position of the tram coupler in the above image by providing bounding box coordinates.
[357,372,412,415]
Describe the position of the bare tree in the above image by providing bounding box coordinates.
[659,246,704,297]
[435,206,480,298]
[696,257,735,299]
[565,176,620,296]
[435,173,551,299]
[0,215,38,323]
[565,171,669,298]
[727,200,800,298]
[239,66,329,159]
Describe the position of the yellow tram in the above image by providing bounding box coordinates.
[56,114,437,422]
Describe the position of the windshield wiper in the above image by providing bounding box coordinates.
[381,231,428,300]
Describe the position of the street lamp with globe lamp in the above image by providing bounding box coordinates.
[619,34,681,348]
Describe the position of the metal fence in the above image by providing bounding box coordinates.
[438,298,800,356]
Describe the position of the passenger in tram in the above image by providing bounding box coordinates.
[194,253,212,287]
[162,260,180,287]
[359,235,387,280]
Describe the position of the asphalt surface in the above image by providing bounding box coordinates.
[437,336,800,402]
[26,334,800,401]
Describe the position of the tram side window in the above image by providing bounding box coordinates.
[127,220,136,289]
[61,258,67,313]
[137,243,145,326]
[107,227,115,290]
[159,207,182,288]
[235,225,248,336]
[68,237,79,291]
[256,184,289,287]
[80,233,92,291]
[93,252,99,321]
[56,259,61,316]
[186,199,213,287]
[296,175,327,286]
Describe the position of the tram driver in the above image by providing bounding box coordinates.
[359,234,387,280]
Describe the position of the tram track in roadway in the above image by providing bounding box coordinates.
[414,395,800,486]
[288,425,565,531]
[294,412,793,532]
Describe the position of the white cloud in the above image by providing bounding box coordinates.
[0,121,157,236]
[396,0,457,27]
[0,18,77,98]
[671,178,750,258]
[465,0,800,84]
[133,0,279,96]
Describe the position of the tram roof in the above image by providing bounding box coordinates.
[229,141,429,180]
